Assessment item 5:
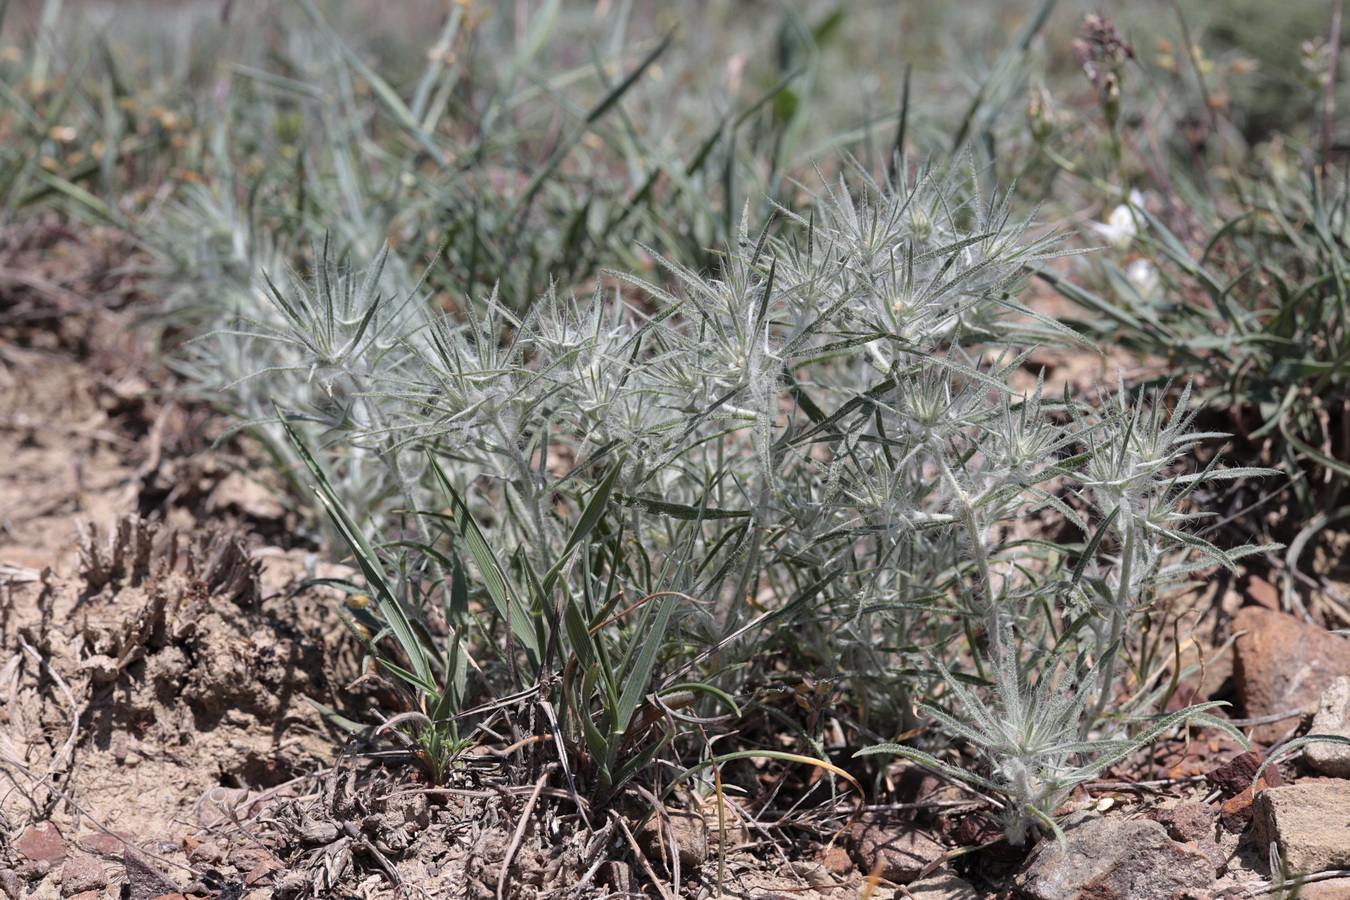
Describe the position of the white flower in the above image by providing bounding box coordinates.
[1088,190,1146,249]
[1125,258,1159,299]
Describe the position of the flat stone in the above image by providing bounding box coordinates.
[1017,811,1214,900]
[1306,676,1350,777]
[77,831,134,855]
[1155,801,1228,872]
[227,847,275,872]
[1233,607,1350,743]
[635,810,707,868]
[15,820,67,865]
[1156,801,1218,843]
[1245,573,1281,610]
[59,857,106,896]
[892,762,945,821]
[818,845,854,878]
[849,814,945,884]
[186,840,225,866]
[904,870,980,900]
[243,859,283,888]
[1302,877,1350,900]
[1253,782,1350,876]
[123,845,182,900]
[788,861,838,888]
[1192,836,1229,874]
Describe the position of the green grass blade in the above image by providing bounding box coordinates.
[425,449,542,669]
[275,403,435,690]
[542,462,621,594]
[613,592,680,736]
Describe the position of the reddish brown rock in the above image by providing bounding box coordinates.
[244,863,281,887]
[123,845,182,900]
[849,814,945,884]
[1194,837,1229,874]
[1219,789,1256,833]
[1233,607,1350,743]
[186,840,225,866]
[15,820,67,865]
[1206,749,1284,796]
[1209,750,1285,833]
[59,857,106,896]
[0,869,22,900]
[77,831,134,855]
[1244,573,1280,610]
[1156,801,1218,843]
[227,847,275,872]
[817,845,855,879]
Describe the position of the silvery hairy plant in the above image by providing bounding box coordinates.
[857,647,1244,850]
[188,156,1272,831]
[180,238,433,538]
[1067,380,1276,728]
[851,373,1270,848]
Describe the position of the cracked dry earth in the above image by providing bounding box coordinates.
[4,221,1350,900]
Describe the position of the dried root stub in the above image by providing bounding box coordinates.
[77,514,259,605]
